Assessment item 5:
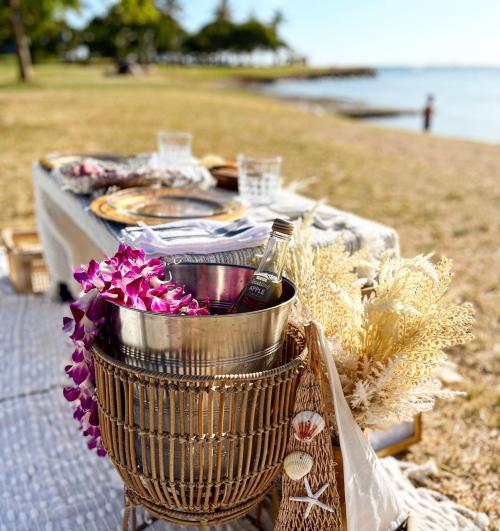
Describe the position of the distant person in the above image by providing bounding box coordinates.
[423,94,434,132]
[115,58,143,76]
[116,59,132,75]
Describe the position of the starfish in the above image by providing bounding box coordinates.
[289,477,336,518]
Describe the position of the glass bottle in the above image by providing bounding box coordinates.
[228,218,294,313]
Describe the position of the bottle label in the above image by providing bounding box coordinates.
[246,275,271,300]
[232,273,283,312]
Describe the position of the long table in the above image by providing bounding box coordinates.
[17,166,487,530]
[33,164,399,297]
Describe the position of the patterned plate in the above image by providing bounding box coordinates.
[90,187,246,225]
[39,153,126,171]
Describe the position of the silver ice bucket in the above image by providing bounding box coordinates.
[101,263,296,375]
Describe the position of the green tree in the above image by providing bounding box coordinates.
[155,11,186,54]
[77,0,287,66]
[229,18,273,54]
[0,0,79,82]
[183,0,233,59]
[116,0,159,62]
[182,1,288,64]
[81,0,185,61]
[183,19,234,56]
[116,0,158,26]
[154,0,185,54]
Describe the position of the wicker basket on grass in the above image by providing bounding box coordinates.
[93,326,307,527]
[1,228,49,294]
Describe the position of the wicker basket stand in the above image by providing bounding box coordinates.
[93,327,306,528]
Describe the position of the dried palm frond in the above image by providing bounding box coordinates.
[341,253,474,428]
[285,212,474,429]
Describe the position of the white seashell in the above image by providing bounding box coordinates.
[292,411,326,443]
[284,451,314,481]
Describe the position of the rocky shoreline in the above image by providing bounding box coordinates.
[271,94,420,119]
[237,66,376,84]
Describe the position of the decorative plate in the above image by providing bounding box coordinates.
[90,187,246,225]
[39,153,126,171]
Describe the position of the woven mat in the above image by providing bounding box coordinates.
[0,258,489,530]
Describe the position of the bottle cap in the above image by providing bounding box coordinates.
[272,218,294,236]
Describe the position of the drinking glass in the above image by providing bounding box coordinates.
[157,131,192,164]
[237,154,282,206]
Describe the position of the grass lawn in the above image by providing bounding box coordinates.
[1,61,498,522]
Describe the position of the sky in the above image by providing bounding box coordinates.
[68,0,500,66]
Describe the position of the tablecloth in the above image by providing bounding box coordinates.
[33,164,399,298]
[24,164,493,530]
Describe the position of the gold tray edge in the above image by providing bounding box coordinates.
[90,192,246,226]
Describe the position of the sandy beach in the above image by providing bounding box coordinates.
[1,63,498,522]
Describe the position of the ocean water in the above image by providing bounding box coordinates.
[261,67,500,144]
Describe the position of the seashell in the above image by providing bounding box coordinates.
[292,411,326,443]
[284,451,314,481]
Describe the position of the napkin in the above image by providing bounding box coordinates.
[121,219,269,257]
[134,153,216,190]
[58,154,216,195]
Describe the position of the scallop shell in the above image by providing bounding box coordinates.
[292,411,326,442]
[284,451,314,481]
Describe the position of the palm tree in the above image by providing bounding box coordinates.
[3,0,80,82]
[270,8,287,65]
[271,8,285,29]
[156,0,182,17]
[6,0,32,81]
[214,0,231,22]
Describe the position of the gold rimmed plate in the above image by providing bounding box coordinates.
[90,187,246,225]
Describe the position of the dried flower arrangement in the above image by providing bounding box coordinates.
[285,212,474,430]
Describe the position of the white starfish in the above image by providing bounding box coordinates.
[289,477,336,518]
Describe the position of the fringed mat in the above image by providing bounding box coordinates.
[0,259,490,530]
[382,458,489,531]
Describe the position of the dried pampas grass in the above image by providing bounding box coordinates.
[284,208,366,342]
[285,213,474,430]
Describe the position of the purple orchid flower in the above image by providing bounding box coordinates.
[63,386,81,402]
[73,259,111,293]
[65,357,90,386]
[63,244,210,457]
